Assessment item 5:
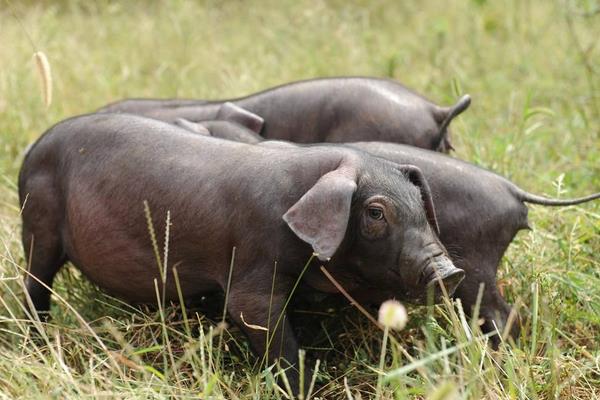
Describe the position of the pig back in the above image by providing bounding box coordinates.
[21,114,313,302]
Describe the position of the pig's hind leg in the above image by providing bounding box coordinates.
[452,242,521,348]
[20,178,67,320]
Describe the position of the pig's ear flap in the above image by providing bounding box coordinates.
[174,118,211,136]
[283,168,357,261]
[216,102,264,134]
[397,165,440,235]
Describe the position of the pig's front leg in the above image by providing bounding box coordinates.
[226,274,307,395]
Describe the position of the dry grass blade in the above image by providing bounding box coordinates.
[319,266,382,330]
[240,312,268,331]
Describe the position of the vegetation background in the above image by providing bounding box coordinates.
[0,0,598,398]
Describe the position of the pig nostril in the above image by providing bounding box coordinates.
[427,268,465,297]
[442,269,465,293]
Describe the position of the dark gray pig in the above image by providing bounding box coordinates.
[96,77,471,152]
[19,114,464,393]
[181,119,600,344]
[348,142,600,343]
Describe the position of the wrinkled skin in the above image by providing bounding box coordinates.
[96,77,471,152]
[19,114,464,394]
[185,119,600,345]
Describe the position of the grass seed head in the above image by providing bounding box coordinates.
[378,299,408,331]
[33,51,52,108]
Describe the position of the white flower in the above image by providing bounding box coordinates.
[378,299,408,331]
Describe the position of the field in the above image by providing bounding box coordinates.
[1,0,599,398]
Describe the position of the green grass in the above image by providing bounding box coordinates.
[1,0,599,398]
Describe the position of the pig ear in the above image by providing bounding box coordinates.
[283,168,358,261]
[174,118,211,136]
[216,102,264,134]
[396,165,440,234]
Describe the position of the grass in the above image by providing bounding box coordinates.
[1,0,599,398]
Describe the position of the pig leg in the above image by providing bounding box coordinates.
[21,182,66,320]
[23,245,64,320]
[226,276,306,394]
[453,254,519,348]
[454,274,514,346]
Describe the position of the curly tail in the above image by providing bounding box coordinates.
[439,95,471,134]
[433,94,471,151]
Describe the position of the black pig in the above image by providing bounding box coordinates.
[19,114,464,393]
[97,77,471,152]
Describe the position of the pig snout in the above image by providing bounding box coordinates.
[421,256,465,299]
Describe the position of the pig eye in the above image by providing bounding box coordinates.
[367,206,384,221]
